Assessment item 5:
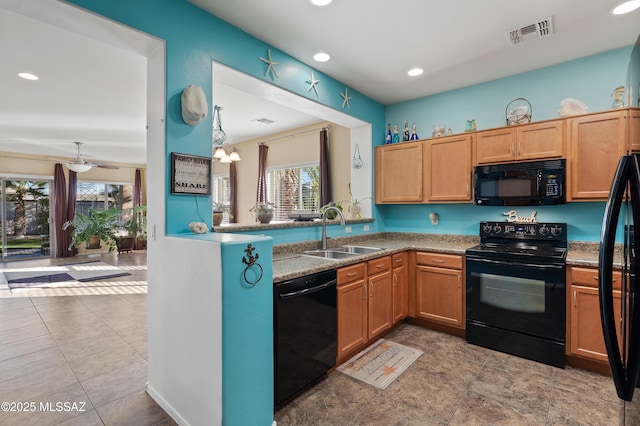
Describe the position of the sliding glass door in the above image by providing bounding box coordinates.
[1,178,52,261]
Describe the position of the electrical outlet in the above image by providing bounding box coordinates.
[364,225,370,231]
[345,226,352,233]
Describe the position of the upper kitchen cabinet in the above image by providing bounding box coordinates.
[568,110,628,200]
[475,119,564,165]
[375,140,424,203]
[425,134,472,202]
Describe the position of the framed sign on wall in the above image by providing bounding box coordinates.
[170,152,212,195]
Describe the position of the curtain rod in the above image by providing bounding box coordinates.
[258,125,332,145]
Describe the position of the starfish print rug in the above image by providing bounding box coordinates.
[337,338,423,390]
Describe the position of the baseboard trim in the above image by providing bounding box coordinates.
[145,383,189,426]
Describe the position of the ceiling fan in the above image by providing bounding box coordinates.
[65,141,119,173]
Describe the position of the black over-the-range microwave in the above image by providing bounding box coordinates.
[473,159,566,206]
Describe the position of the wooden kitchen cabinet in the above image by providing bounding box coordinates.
[425,134,472,202]
[475,119,564,165]
[337,263,367,360]
[367,256,393,339]
[413,252,464,329]
[568,110,628,200]
[374,141,424,203]
[392,252,408,324]
[567,266,621,363]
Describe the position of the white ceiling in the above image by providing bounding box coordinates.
[1,0,639,165]
[193,0,640,105]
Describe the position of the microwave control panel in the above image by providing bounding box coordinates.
[543,172,561,197]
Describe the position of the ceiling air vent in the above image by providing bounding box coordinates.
[505,16,553,47]
[253,118,275,125]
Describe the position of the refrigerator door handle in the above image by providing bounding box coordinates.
[600,155,640,402]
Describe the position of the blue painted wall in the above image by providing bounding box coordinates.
[221,237,273,426]
[386,47,632,137]
[380,202,606,242]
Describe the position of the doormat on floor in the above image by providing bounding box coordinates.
[337,338,423,390]
[3,261,131,289]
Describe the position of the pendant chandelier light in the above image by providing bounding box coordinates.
[212,105,226,146]
[211,105,240,162]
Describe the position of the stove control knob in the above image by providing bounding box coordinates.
[482,224,493,234]
[538,225,549,235]
[493,225,502,234]
[551,225,562,236]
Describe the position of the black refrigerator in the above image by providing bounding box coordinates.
[599,154,640,424]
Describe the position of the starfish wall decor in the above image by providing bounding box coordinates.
[340,87,352,109]
[306,71,320,97]
[258,49,279,79]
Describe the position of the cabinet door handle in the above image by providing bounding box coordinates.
[375,263,384,269]
[394,259,402,263]
[511,142,515,156]
[593,276,616,282]
[347,271,357,277]
[431,259,445,263]
[457,274,461,288]
[370,282,374,297]
[573,290,576,307]
[363,284,368,300]
[517,141,521,156]
[393,273,397,287]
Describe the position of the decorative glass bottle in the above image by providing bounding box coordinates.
[410,124,419,140]
[385,124,392,144]
[392,124,400,143]
[403,121,410,141]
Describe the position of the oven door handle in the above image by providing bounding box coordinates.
[466,257,563,270]
[279,279,337,299]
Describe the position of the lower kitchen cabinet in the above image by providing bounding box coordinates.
[337,263,367,360]
[367,256,393,339]
[337,256,394,361]
[392,252,408,324]
[567,266,621,363]
[413,252,464,329]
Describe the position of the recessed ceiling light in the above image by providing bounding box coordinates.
[17,72,39,81]
[612,0,640,14]
[407,68,424,77]
[313,52,331,62]
[309,0,332,6]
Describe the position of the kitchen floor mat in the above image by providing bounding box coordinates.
[336,338,423,390]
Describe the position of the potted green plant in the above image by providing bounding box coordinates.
[120,205,147,251]
[343,183,371,219]
[62,207,120,252]
[250,202,275,224]
[319,201,344,220]
[212,202,230,226]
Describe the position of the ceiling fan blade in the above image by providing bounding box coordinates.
[88,161,119,170]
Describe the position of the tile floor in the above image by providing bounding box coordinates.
[1,252,636,425]
[0,251,175,426]
[276,324,640,425]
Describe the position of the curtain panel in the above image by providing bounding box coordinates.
[229,161,238,223]
[53,164,67,257]
[256,143,268,203]
[319,128,332,206]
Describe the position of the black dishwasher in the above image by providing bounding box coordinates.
[274,269,337,409]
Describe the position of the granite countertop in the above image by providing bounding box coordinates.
[272,232,606,283]
[273,233,477,283]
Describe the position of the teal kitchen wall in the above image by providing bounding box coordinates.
[68,0,385,236]
[383,47,634,242]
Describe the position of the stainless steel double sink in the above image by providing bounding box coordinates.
[302,245,384,260]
